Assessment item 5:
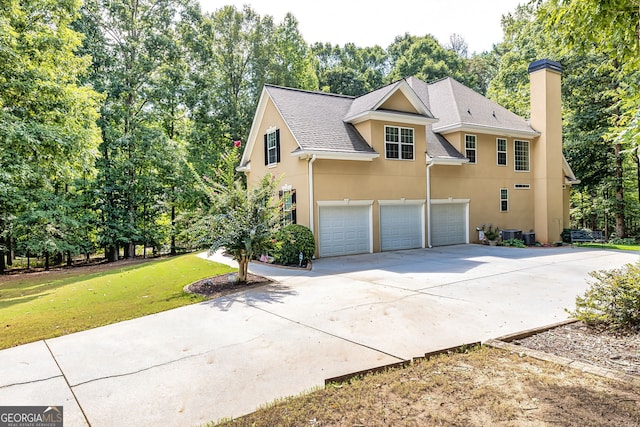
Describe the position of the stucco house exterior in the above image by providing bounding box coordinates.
[238,59,579,257]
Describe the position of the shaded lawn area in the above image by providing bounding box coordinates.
[0,253,234,349]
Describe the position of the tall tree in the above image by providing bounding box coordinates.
[0,0,102,272]
[80,0,187,260]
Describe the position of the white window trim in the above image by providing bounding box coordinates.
[384,125,415,161]
[266,129,278,166]
[500,188,509,212]
[465,134,477,164]
[496,138,507,166]
[514,139,530,172]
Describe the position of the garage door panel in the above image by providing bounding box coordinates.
[380,205,423,251]
[319,205,370,257]
[431,203,467,246]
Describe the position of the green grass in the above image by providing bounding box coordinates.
[576,243,640,251]
[0,253,234,349]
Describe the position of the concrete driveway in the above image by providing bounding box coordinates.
[1,245,637,426]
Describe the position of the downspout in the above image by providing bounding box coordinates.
[308,155,317,234]
[426,160,434,248]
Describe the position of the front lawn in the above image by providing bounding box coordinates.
[576,243,640,251]
[0,253,233,349]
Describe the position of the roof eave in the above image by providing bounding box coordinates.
[345,110,438,126]
[292,149,380,161]
[426,156,470,166]
[433,123,540,139]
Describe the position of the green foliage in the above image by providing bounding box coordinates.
[197,172,283,280]
[501,239,526,248]
[271,224,315,265]
[608,237,637,245]
[568,261,640,331]
[483,225,500,241]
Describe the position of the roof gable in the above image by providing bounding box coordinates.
[344,79,435,124]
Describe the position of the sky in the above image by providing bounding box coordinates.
[199,0,524,54]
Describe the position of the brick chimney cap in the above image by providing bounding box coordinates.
[528,59,563,74]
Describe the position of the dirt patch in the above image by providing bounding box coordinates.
[185,273,272,299]
[214,345,640,426]
[514,321,640,377]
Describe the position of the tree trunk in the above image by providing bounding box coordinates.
[614,142,626,238]
[170,204,176,256]
[6,234,12,266]
[45,252,50,271]
[0,236,5,274]
[66,251,72,267]
[237,255,249,282]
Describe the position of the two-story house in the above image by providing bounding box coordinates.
[238,59,578,257]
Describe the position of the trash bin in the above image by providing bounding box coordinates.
[502,229,522,241]
[522,232,535,245]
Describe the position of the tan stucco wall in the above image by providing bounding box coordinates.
[245,98,310,230]
[379,90,419,113]
[431,132,536,242]
[530,67,565,243]
[313,120,428,252]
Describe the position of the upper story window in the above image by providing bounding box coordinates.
[514,140,530,172]
[497,138,507,166]
[264,129,280,166]
[385,125,414,160]
[465,134,476,164]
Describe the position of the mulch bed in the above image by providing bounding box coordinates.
[513,321,640,377]
[185,273,273,299]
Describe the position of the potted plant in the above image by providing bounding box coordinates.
[483,225,500,246]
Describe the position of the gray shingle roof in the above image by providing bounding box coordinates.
[425,77,536,135]
[265,85,375,154]
[263,76,536,161]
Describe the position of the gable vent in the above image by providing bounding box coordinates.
[514,184,531,190]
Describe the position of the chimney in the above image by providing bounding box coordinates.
[528,59,563,244]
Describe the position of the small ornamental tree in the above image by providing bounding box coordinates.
[191,146,283,282]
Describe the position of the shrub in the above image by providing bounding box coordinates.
[567,261,640,332]
[608,237,637,245]
[271,224,315,266]
[501,239,526,248]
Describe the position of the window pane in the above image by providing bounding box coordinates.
[498,152,507,165]
[465,135,476,163]
[401,128,413,143]
[466,149,476,163]
[386,143,399,159]
[385,126,399,142]
[515,140,529,171]
[401,144,413,159]
[497,139,507,151]
[501,200,508,211]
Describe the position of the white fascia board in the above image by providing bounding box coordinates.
[373,81,433,118]
[292,150,380,161]
[240,87,302,169]
[426,156,469,166]
[378,199,426,206]
[433,122,540,139]
[317,199,374,207]
[346,110,438,126]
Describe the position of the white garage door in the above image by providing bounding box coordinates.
[431,203,468,246]
[319,205,371,257]
[380,204,423,251]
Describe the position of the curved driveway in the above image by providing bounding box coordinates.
[0,245,637,426]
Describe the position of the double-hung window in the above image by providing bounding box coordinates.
[514,140,530,171]
[465,135,477,164]
[264,129,280,166]
[500,188,509,212]
[280,188,296,225]
[385,126,414,160]
[497,138,507,166]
